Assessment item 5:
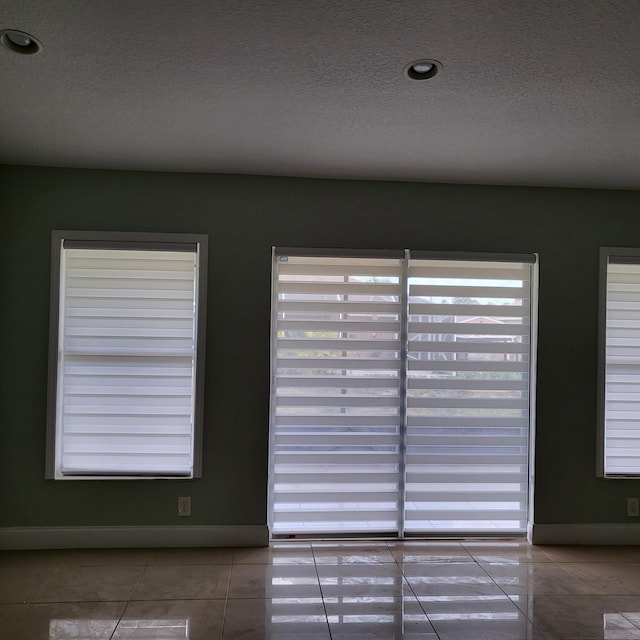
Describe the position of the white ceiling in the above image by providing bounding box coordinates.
[2,1,640,189]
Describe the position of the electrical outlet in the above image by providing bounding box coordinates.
[627,497,639,517]
[178,496,191,517]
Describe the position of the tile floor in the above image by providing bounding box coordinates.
[3,539,640,639]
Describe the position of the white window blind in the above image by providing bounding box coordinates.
[48,234,206,479]
[406,258,532,532]
[271,253,404,534]
[601,252,640,476]
[270,250,535,536]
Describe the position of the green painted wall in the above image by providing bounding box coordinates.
[1,164,639,529]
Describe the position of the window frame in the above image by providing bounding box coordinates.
[45,230,208,480]
[597,246,640,478]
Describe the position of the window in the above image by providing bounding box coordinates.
[598,247,640,477]
[269,248,537,535]
[46,231,207,479]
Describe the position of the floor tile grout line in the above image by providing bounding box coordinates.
[108,600,130,640]
[128,563,149,602]
[219,562,233,639]
[619,610,640,632]
[386,543,444,636]
[474,555,541,630]
[106,562,150,638]
[28,558,64,604]
[310,544,334,639]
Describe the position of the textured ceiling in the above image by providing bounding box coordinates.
[1,1,640,189]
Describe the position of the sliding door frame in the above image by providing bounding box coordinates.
[268,247,537,539]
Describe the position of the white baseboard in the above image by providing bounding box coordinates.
[529,523,640,545]
[0,525,269,550]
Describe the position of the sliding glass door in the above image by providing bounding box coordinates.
[269,252,404,534]
[405,257,532,532]
[269,249,535,536]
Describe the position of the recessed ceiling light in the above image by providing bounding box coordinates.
[0,29,42,55]
[405,59,441,80]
